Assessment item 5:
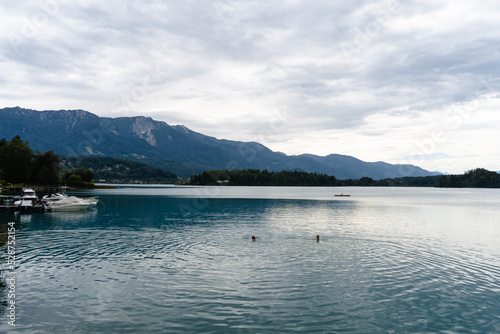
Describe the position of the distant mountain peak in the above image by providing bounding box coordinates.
[131,117,157,146]
[175,125,191,134]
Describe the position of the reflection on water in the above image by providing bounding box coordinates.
[1,187,500,333]
[0,219,9,319]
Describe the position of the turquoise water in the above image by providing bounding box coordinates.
[1,186,500,333]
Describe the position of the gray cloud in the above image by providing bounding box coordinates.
[1,0,500,172]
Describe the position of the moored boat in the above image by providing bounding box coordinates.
[14,188,47,213]
[43,193,98,211]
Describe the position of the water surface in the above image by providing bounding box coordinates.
[1,186,499,333]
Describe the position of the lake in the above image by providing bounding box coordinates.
[1,186,500,333]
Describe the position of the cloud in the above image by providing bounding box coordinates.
[1,0,500,173]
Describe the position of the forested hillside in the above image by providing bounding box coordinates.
[63,157,177,183]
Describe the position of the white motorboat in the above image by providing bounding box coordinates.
[14,188,46,213]
[43,193,98,212]
[15,188,37,204]
[17,199,35,214]
[42,193,68,203]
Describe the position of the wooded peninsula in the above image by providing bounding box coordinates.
[190,168,500,188]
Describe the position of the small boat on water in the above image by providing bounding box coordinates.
[43,193,98,212]
[335,194,351,197]
[14,188,48,213]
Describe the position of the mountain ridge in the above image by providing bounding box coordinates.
[0,107,440,179]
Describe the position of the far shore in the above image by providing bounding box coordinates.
[0,184,115,194]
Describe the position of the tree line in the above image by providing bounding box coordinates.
[190,168,500,188]
[0,136,93,187]
[0,136,60,185]
[191,169,341,186]
[436,168,500,188]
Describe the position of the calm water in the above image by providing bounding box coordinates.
[1,186,500,333]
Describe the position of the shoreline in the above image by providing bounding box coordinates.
[0,184,113,194]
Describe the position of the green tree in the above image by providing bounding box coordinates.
[0,136,33,183]
[68,174,82,184]
[31,150,60,185]
[358,177,375,186]
[61,171,72,184]
[75,168,94,183]
[0,139,6,177]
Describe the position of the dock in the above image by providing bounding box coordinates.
[1,188,55,213]
[0,205,17,212]
[0,205,49,213]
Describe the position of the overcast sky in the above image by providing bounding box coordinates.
[2,0,500,173]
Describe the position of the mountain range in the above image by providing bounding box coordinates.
[0,107,439,179]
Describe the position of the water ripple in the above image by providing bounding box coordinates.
[1,190,500,333]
